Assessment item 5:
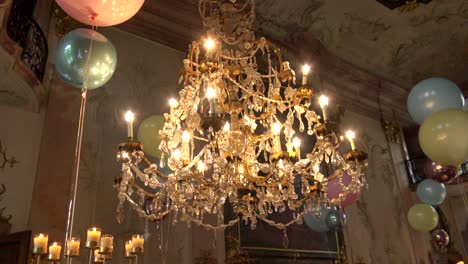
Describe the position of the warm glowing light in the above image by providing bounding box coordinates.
[272,122,282,135]
[204,38,216,50]
[182,130,191,142]
[223,122,230,132]
[173,149,181,160]
[293,137,301,148]
[205,86,216,99]
[169,98,179,108]
[121,151,129,159]
[197,161,206,172]
[302,64,311,75]
[124,110,134,123]
[345,130,356,140]
[318,95,329,107]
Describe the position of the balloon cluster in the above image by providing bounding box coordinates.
[54,0,145,90]
[304,204,346,233]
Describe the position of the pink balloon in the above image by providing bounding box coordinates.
[326,171,361,208]
[56,0,145,27]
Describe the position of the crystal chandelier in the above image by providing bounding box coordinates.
[115,0,368,230]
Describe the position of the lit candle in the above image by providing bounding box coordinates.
[272,122,282,153]
[86,227,101,248]
[345,130,356,150]
[131,234,145,254]
[99,234,113,254]
[318,95,329,122]
[48,242,62,261]
[125,240,134,258]
[33,233,48,254]
[293,137,301,159]
[93,249,104,263]
[124,110,135,139]
[302,64,311,86]
[65,237,80,257]
[181,130,191,162]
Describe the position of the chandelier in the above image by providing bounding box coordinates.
[115,0,368,230]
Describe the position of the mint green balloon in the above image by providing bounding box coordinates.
[55,28,117,89]
[137,115,165,158]
[407,204,438,232]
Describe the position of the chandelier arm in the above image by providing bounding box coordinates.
[138,155,170,179]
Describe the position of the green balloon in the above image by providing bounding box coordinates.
[419,109,468,166]
[55,28,117,89]
[407,204,439,232]
[137,115,166,158]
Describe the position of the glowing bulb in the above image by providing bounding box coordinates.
[223,122,230,132]
[173,149,181,160]
[121,151,129,159]
[169,98,179,108]
[124,110,134,123]
[182,130,191,142]
[293,137,301,148]
[345,130,356,140]
[205,86,216,99]
[197,161,206,172]
[272,122,282,135]
[204,38,215,50]
[302,64,311,75]
[318,95,329,107]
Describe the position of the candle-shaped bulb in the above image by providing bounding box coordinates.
[293,137,301,148]
[205,86,216,99]
[169,98,179,108]
[182,130,191,142]
[302,64,311,85]
[272,122,282,135]
[173,149,181,160]
[345,130,356,150]
[197,161,206,172]
[223,122,230,132]
[318,95,329,121]
[124,110,134,138]
[272,122,282,153]
[204,38,215,51]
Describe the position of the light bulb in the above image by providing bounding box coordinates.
[182,130,191,142]
[197,161,206,172]
[293,137,301,148]
[302,64,311,75]
[205,86,216,99]
[124,110,134,123]
[223,122,230,132]
[173,149,181,160]
[318,95,329,108]
[169,98,179,108]
[204,38,215,51]
[345,130,356,140]
[272,122,282,135]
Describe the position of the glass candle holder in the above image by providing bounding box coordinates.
[48,242,62,261]
[125,240,135,258]
[93,249,104,263]
[65,237,80,257]
[33,233,48,254]
[98,234,113,254]
[131,234,144,254]
[86,227,101,248]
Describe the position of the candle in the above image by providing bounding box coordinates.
[181,130,191,162]
[33,233,48,254]
[124,110,134,139]
[302,64,311,86]
[293,137,301,159]
[272,122,282,153]
[86,227,101,248]
[345,130,356,150]
[48,242,62,261]
[93,249,104,263]
[99,234,113,254]
[125,240,135,258]
[318,95,329,122]
[131,234,144,254]
[65,237,80,257]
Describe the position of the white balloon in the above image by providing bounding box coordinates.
[407,78,465,124]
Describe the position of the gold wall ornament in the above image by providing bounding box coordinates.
[114,0,368,232]
[381,118,401,144]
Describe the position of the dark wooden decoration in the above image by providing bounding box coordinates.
[376,0,433,9]
[0,231,31,264]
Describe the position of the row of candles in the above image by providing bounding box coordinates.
[33,227,145,263]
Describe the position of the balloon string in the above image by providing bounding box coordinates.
[64,26,97,263]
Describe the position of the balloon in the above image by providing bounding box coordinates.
[325,210,345,230]
[416,179,447,205]
[138,115,165,158]
[431,229,450,248]
[56,0,145,27]
[419,109,468,166]
[326,171,361,208]
[55,28,117,90]
[407,204,439,232]
[423,159,459,184]
[304,204,334,232]
[407,77,465,124]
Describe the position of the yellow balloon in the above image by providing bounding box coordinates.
[137,115,165,158]
[407,204,438,232]
[419,109,468,166]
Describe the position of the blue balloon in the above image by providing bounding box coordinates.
[417,179,447,205]
[304,204,334,232]
[407,78,465,124]
[325,210,345,230]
